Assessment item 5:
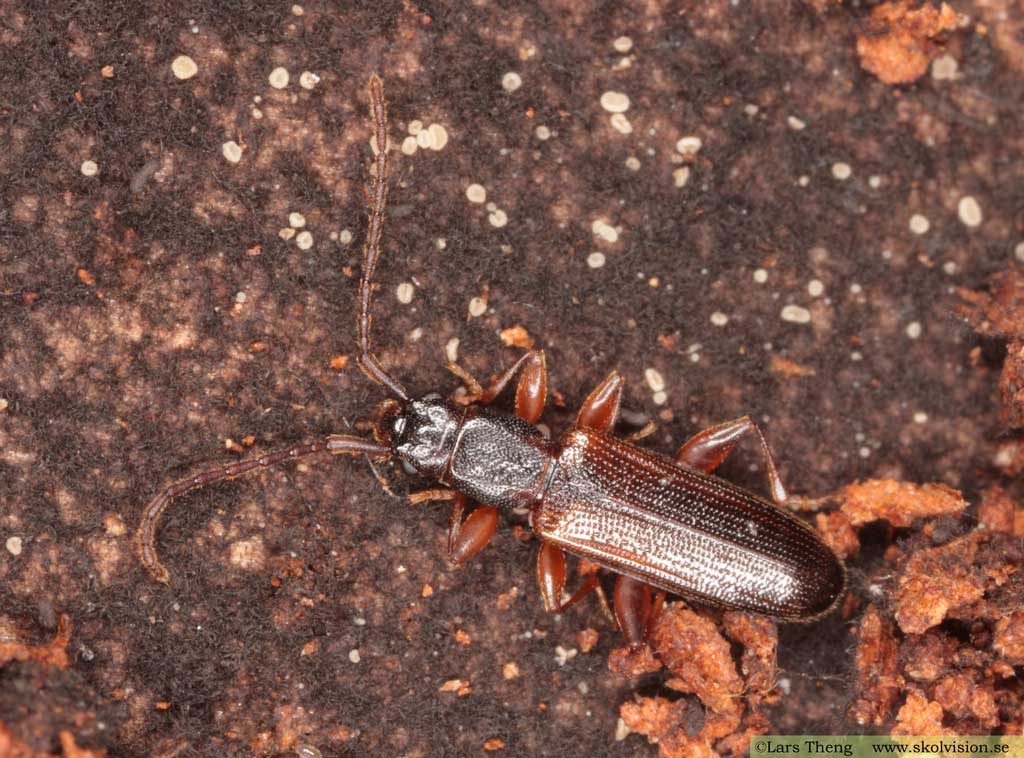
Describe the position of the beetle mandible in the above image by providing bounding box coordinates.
[136,75,846,647]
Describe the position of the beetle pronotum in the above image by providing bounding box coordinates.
[136,76,845,645]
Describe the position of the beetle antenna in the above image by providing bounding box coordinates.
[356,74,409,401]
[136,435,391,583]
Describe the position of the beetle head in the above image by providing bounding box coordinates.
[375,395,459,478]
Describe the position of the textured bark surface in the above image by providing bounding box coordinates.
[1,1,1022,754]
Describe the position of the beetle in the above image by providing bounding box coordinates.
[136,75,846,647]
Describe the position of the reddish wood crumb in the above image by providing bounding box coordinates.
[993,611,1024,665]
[891,691,957,736]
[815,511,861,558]
[439,678,472,696]
[454,629,472,646]
[421,583,433,598]
[620,695,686,744]
[902,631,959,683]
[856,1,959,84]
[977,486,1017,534]
[249,341,268,352]
[722,612,778,705]
[576,628,599,654]
[300,639,319,656]
[956,268,1024,339]
[502,662,520,679]
[894,534,987,634]
[245,244,262,256]
[59,732,108,758]
[77,268,96,286]
[608,643,662,677]
[839,479,966,528]
[848,605,904,726]
[155,701,172,710]
[769,355,816,377]
[496,586,519,610]
[931,673,999,727]
[100,65,114,78]
[499,324,534,349]
[650,604,743,716]
[483,738,506,751]
[329,355,350,370]
[0,613,71,669]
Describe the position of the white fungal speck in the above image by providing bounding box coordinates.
[445,337,460,363]
[466,184,487,204]
[415,129,431,149]
[943,261,957,275]
[488,209,508,228]
[289,212,306,228]
[744,104,759,116]
[909,214,930,235]
[644,367,665,393]
[426,123,448,150]
[268,67,290,89]
[673,167,691,188]
[612,36,633,53]
[675,136,702,155]
[781,305,811,324]
[807,279,824,297]
[279,228,296,240]
[586,252,606,269]
[535,125,551,140]
[299,71,319,90]
[753,268,768,284]
[221,141,242,163]
[5,536,22,556]
[408,120,423,135]
[295,231,313,250]
[600,91,630,113]
[396,282,414,304]
[554,646,577,666]
[624,156,641,171]
[831,162,852,180]
[171,55,198,80]
[787,115,806,130]
[958,196,982,227]
[710,311,728,327]
[1015,242,1024,262]
[869,175,882,188]
[591,220,618,243]
[501,71,522,92]
[401,136,418,155]
[80,160,98,177]
[291,4,304,15]
[913,411,928,424]
[906,321,922,339]
[931,54,959,81]
[340,229,353,244]
[859,446,871,459]
[610,113,632,134]
[652,391,667,406]
[348,649,361,663]
[798,176,810,187]
[468,297,487,318]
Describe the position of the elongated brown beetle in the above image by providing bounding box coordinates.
[136,75,845,646]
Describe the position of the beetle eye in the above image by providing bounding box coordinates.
[392,416,406,437]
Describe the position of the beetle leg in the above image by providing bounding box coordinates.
[447,494,499,564]
[613,575,665,649]
[536,542,601,612]
[408,488,456,506]
[576,370,625,432]
[675,416,788,504]
[513,350,547,423]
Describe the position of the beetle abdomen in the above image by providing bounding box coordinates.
[533,428,845,619]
